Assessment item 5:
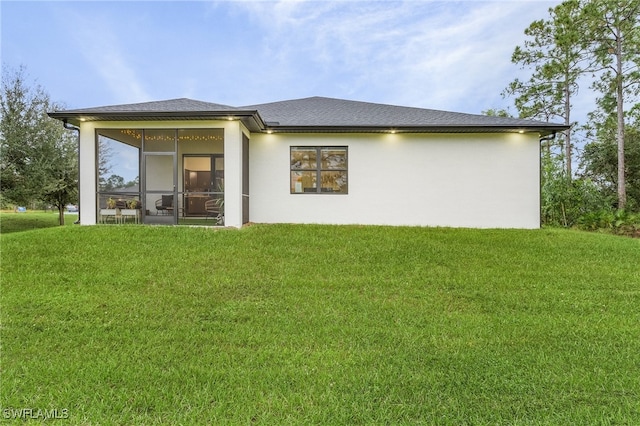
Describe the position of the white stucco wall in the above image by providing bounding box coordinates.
[77,121,97,225]
[77,121,540,228]
[249,132,541,229]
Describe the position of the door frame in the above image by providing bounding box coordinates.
[182,153,224,217]
[142,151,177,224]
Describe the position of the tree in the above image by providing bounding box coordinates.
[504,0,590,176]
[103,174,126,191]
[581,109,640,209]
[582,0,640,210]
[481,108,512,118]
[541,148,610,226]
[97,136,113,190]
[0,65,77,224]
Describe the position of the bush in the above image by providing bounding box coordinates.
[542,175,611,227]
[576,209,640,236]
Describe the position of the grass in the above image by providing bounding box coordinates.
[0,210,76,234]
[1,212,639,424]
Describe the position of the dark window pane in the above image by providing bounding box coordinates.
[291,148,317,170]
[321,148,347,170]
[291,171,317,193]
[320,171,347,193]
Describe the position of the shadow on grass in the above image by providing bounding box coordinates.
[0,211,76,235]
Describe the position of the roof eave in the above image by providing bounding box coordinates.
[48,109,568,136]
[262,124,569,135]
[48,110,267,131]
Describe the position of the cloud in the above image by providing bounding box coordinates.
[221,0,559,113]
[9,0,562,115]
[65,9,152,104]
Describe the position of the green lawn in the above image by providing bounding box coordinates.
[1,213,639,424]
[0,210,76,234]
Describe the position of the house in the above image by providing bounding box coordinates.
[49,97,567,228]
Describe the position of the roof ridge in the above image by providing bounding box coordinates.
[61,97,238,113]
[246,96,469,116]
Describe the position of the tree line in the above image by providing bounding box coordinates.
[500,0,639,230]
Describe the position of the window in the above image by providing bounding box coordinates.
[290,147,347,194]
[96,129,141,212]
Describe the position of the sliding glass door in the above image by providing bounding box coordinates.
[183,154,224,221]
[143,129,177,224]
[143,153,176,224]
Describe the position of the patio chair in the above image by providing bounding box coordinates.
[204,199,223,224]
[155,195,173,215]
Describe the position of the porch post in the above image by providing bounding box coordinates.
[79,123,97,225]
[223,121,243,228]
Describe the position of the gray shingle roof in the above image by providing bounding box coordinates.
[60,98,238,113]
[49,98,265,130]
[50,96,568,134]
[242,96,559,129]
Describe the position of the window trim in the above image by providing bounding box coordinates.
[290,146,348,194]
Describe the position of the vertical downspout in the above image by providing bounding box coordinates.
[63,119,81,224]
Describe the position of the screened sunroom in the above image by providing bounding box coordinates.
[97,128,226,225]
[48,98,255,228]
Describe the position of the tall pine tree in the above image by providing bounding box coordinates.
[505,0,589,176]
[582,0,640,210]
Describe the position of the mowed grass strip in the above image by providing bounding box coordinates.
[0,210,76,234]
[1,218,639,424]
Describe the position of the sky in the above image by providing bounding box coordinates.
[1,0,572,117]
